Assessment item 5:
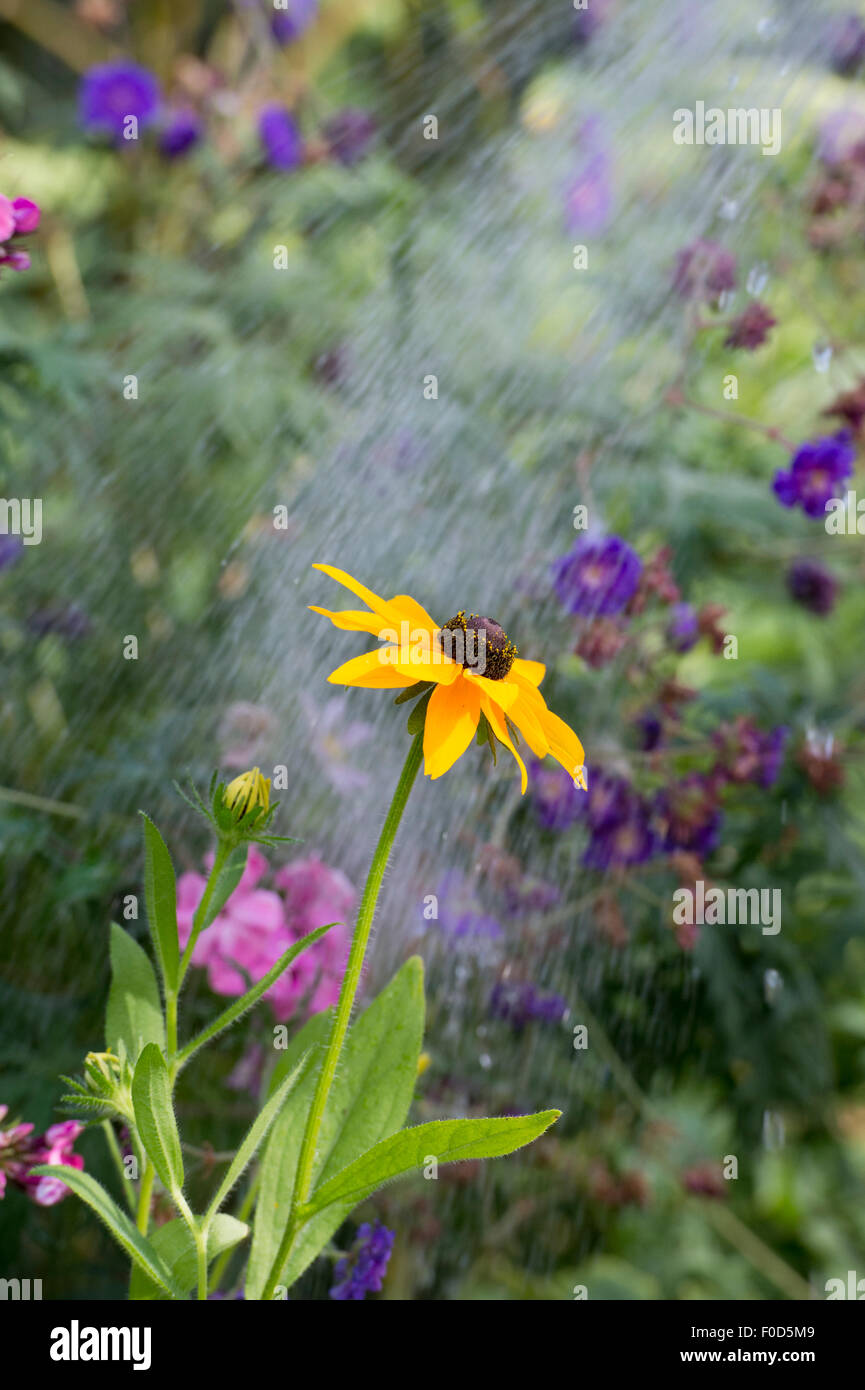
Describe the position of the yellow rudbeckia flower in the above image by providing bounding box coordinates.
[310,563,585,793]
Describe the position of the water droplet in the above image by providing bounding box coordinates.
[720,197,740,221]
[756,16,776,38]
[764,968,783,1004]
[746,262,769,296]
[718,289,735,312]
[479,1052,492,1070]
[762,1110,785,1149]
[813,339,833,373]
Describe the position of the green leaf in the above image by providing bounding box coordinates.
[246,955,425,1300]
[305,1111,561,1216]
[131,1043,184,1197]
[205,1052,312,1225]
[139,813,180,993]
[129,1215,248,1301]
[201,848,248,930]
[393,680,432,705]
[105,923,165,1062]
[175,925,334,1073]
[30,1166,185,1300]
[406,688,433,734]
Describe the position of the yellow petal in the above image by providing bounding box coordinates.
[480,695,528,793]
[424,677,481,779]
[326,650,415,689]
[463,671,518,711]
[391,646,459,685]
[312,563,404,626]
[512,657,545,686]
[387,594,439,633]
[509,692,550,759]
[537,704,585,777]
[309,605,395,638]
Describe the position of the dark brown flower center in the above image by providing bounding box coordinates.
[441,611,517,680]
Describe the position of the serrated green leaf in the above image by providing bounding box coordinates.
[306,1111,561,1215]
[205,1051,312,1224]
[246,955,425,1299]
[175,925,334,1073]
[140,813,180,993]
[129,1214,248,1301]
[105,923,165,1063]
[30,1165,185,1299]
[131,1043,184,1197]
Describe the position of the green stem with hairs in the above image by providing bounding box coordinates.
[260,732,424,1301]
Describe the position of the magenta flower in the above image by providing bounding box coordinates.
[673,239,737,301]
[0,1107,84,1206]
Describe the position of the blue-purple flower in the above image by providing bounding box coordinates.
[529,760,583,831]
[787,557,837,615]
[329,1221,394,1300]
[666,602,699,653]
[772,432,855,519]
[490,979,568,1030]
[552,535,642,617]
[429,870,503,942]
[713,718,788,789]
[564,118,614,235]
[159,109,202,159]
[654,775,721,855]
[259,105,303,170]
[270,0,318,45]
[583,799,657,869]
[323,108,377,166]
[79,61,160,141]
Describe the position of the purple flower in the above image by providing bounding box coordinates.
[654,775,721,854]
[552,535,642,617]
[431,870,503,942]
[582,771,635,833]
[323,108,377,166]
[529,760,583,831]
[724,301,776,350]
[79,61,160,141]
[259,105,303,170]
[270,0,318,45]
[673,239,737,301]
[329,1221,394,1300]
[829,15,865,75]
[159,109,202,159]
[713,718,789,789]
[564,120,614,235]
[773,432,855,519]
[583,801,657,869]
[0,535,23,570]
[635,709,663,751]
[489,979,568,1030]
[666,602,699,653]
[787,557,838,615]
[27,605,91,640]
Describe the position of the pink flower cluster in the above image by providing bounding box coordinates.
[177,847,354,1020]
[0,195,40,272]
[0,1107,84,1206]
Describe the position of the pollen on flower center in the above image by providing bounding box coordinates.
[441,611,518,681]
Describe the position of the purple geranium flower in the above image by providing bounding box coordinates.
[713,718,789,789]
[673,239,737,301]
[772,432,855,519]
[667,602,699,653]
[323,108,377,166]
[329,1221,394,1300]
[259,105,303,170]
[552,535,642,617]
[529,760,583,831]
[583,801,657,869]
[654,775,721,855]
[270,0,318,45]
[490,979,568,1030]
[787,557,838,615]
[79,61,160,141]
[159,109,202,159]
